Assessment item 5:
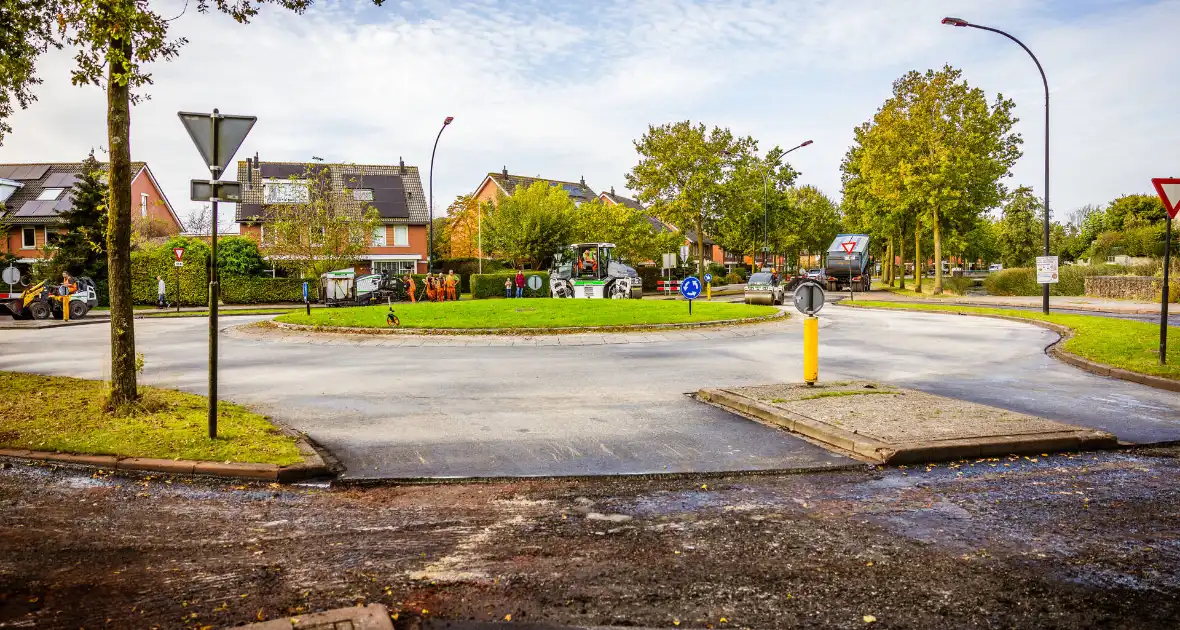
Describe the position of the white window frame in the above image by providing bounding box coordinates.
[140,192,148,218]
[393,225,409,247]
[262,178,310,204]
[371,225,387,247]
[353,188,374,202]
[43,226,59,247]
[21,227,36,249]
[372,260,415,276]
[37,188,64,201]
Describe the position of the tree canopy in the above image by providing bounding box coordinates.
[482,181,576,269]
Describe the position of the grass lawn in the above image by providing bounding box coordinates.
[845,301,1180,381]
[275,298,779,330]
[0,372,303,465]
[871,280,962,298]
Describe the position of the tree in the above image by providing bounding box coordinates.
[1107,194,1167,230]
[769,185,840,271]
[214,236,265,276]
[47,152,109,280]
[263,165,383,279]
[627,121,752,279]
[712,147,800,267]
[998,186,1042,268]
[482,181,575,269]
[571,199,682,265]
[0,0,371,405]
[430,216,451,262]
[444,194,488,259]
[847,66,1021,294]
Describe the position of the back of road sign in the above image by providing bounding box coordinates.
[794,282,825,315]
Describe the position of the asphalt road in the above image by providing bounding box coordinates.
[2,306,1178,479]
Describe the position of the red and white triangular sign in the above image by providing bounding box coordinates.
[173,247,185,262]
[841,238,857,254]
[1152,178,1180,220]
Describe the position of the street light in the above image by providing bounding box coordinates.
[427,115,454,273]
[942,16,1050,314]
[733,140,814,270]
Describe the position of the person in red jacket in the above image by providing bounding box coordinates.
[515,270,525,298]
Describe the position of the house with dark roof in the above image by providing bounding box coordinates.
[472,167,598,206]
[235,156,429,275]
[0,161,180,264]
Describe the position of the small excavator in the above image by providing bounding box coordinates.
[0,277,99,321]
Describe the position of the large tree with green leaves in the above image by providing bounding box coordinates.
[845,65,1021,294]
[0,0,369,405]
[46,152,109,280]
[712,146,800,267]
[998,186,1042,268]
[571,198,682,265]
[483,181,575,269]
[627,121,753,279]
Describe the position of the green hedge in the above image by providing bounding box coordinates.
[221,277,316,304]
[983,264,1149,297]
[131,245,318,305]
[431,258,508,292]
[470,272,550,299]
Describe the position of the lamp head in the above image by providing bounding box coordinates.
[941,16,969,27]
[801,140,814,147]
[444,116,454,125]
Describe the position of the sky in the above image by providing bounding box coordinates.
[1,0,1177,231]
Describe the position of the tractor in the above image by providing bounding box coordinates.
[0,277,99,320]
[549,243,641,299]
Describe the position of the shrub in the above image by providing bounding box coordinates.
[470,272,550,299]
[706,262,727,279]
[723,272,743,285]
[221,276,316,304]
[944,276,973,296]
[132,247,212,306]
[215,236,266,277]
[984,268,1038,296]
[432,258,509,292]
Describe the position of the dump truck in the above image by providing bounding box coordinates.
[549,243,641,299]
[823,234,871,292]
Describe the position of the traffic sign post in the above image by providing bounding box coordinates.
[704,273,713,300]
[680,276,702,315]
[179,109,256,439]
[1036,256,1059,284]
[527,275,542,292]
[173,247,185,312]
[1151,177,1179,365]
[794,282,825,385]
[2,265,18,298]
[303,281,310,316]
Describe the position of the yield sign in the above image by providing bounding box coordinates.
[1151,178,1180,219]
[841,238,857,254]
[178,110,256,176]
[173,247,185,262]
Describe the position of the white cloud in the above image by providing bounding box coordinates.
[1,0,1176,228]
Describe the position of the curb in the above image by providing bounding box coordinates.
[842,304,1180,393]
[873,292,1165,315]
[267,309,788,337]
[0,435,331,483]
[698,388,1118,465]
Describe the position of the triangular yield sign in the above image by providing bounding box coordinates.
[1151,177,1180,219]
[173,247,185,261]
[841,239,857,254]
[178,111,256,177]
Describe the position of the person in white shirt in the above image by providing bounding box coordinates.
[157,275,166,309]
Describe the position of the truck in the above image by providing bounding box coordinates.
[549,243,641,299]
[320,268,400,307]
[823,234,871,292]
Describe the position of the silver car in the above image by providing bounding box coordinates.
[744,272,784,305]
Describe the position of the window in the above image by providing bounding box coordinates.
[371,225,386,247]
[21,227,36,249]
[353,188,374,201]
[45,227,62,246]
[37,188,64,201]
[140,192,148,218]
[262,179,310,204]
[393,225,409,247]
[372,260,415,276]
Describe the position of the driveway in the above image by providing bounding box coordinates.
[1,306,1178,478]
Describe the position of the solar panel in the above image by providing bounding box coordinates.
[12,165,49,180]
[13,200,56,217]
[365,175,408,218]
[0,166,18,179]
[259,163,311,179]
[44,173,80,188]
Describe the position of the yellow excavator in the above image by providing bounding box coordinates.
[0,277,98,321]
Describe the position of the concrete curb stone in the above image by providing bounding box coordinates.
[841,304,1180,393]
[699,388,1119,465]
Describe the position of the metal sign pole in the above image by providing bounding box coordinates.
[176,261,180,313]
[1162,214,1172,365]
[208,112,221,439]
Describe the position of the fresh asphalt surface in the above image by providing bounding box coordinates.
[2,305,1179,479]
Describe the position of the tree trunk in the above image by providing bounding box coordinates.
[885,239,894,286]
[897,227,906,290]
[914,224,922,293]
[106,28,137,406]
[932,206,943,295]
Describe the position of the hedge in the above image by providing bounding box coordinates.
[221,276,316,304]
[470,272,550,299]
[131,246,319,305]
[984,264,1154,297]
[431,258,509,292]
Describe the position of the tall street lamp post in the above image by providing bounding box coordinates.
[428,116,454,273]
[942,16,1050,314]
[739,140,813,270]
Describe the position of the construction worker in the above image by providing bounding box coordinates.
[424,274,436,302]
[404,274,417,303]
[445,270,458,301]
[62,272,78,295]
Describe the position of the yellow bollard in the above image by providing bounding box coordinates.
[706,281,711,300]
[803,315,818,384]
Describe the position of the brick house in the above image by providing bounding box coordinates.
[472,167,598,206]
[235,157,429,275]
[0,161,180,265]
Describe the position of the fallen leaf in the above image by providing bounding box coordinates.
[720,617,728,623]
[391,613,399,620]
[673,620,680,626]
[422,609,429,615]
[700,484,708,490]
[864,615,877,623]
[256,609,265,621]
[504,614,512,621]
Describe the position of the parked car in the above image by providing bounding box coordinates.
[805,269,824,280]
[988,263,1003,272]
[744,272,785,305]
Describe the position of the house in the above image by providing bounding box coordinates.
[0,161,180,264]
[473,167,598,206]
[235,157,429,275]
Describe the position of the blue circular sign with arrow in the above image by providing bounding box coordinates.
[680,276,702,300]
[704,273,713,283]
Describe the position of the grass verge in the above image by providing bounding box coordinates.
[845,301,1180,381]
[275,298,779,330]
[0,371,303,465]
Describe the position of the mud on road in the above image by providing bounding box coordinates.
[2,449,1180,629]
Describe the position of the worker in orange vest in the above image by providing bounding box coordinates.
[404,274,417,303]
[445,270,458,301]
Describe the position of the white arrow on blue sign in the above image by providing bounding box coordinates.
[704,273,713,283]
[680,276,702,300]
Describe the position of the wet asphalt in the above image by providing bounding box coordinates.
[1,306,1178,479]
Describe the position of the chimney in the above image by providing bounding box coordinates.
[246,157,253,188]
[502,166,508,177]
[580,175,586,187]
[610,186,615,196]
[399,157,405,174]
